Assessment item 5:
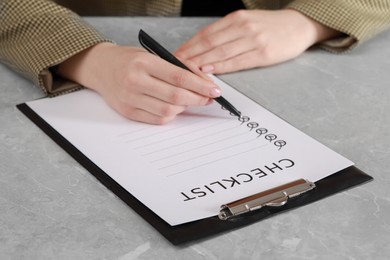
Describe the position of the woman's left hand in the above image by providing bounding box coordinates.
[175,9,340,74]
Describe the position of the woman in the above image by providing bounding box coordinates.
[1,0,389,124]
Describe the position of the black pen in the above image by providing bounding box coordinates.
[138,29,241,117]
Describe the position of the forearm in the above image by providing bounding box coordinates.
[286,0,390,52]
[0,0,111,95]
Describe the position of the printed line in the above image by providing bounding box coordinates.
[164,144,269,177]
[115,125,150,138]
[122,118,205,143]
[120,105,217,142]
[149,131,249,162]
[158,138,255,171]
[141,123,242,156]
[133,119,235,150]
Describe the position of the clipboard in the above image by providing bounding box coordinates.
[17,102,373,245]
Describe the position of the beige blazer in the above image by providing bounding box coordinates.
[1,0,389,95]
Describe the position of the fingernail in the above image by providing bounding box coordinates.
[210,87,221,97]
[201,65,214,73]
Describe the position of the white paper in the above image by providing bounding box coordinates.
[27,76,353,225]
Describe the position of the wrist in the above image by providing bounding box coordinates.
[284,9,342,46]
[56,42,116,92]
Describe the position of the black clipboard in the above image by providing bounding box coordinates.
[17,103,373,245]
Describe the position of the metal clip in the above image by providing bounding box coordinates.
[218,179,315,220]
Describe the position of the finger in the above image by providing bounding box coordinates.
[176,27,242,60]
[206,49,277,74]
[106,93,178,125]
[175,18,235,58]
[148,60,221,99]
[119,93,186,121]
[123,108,177,125]
[189,37,256,68]
[182,59,214,83]
[141,77,213,107]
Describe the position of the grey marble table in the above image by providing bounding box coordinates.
[1,17,389,260]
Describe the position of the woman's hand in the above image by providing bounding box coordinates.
[56,42,221,124]
[175,9,341,74]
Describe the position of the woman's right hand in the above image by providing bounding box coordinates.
[56,42,222,124]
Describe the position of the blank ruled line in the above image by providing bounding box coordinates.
[116,125,151,138]
[165,144,269,177]
[140,123,243,155]
[132,119,236,150]
[121,117,206,143]
[122,116,228,144]
[148,131,249,162]
[157,138,256,170]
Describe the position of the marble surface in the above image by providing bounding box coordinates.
[1,17,390,260]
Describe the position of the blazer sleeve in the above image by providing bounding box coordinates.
[286,0,390,52]
[0,0,112,95]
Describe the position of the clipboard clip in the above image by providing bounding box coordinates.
[218,179,315,220]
